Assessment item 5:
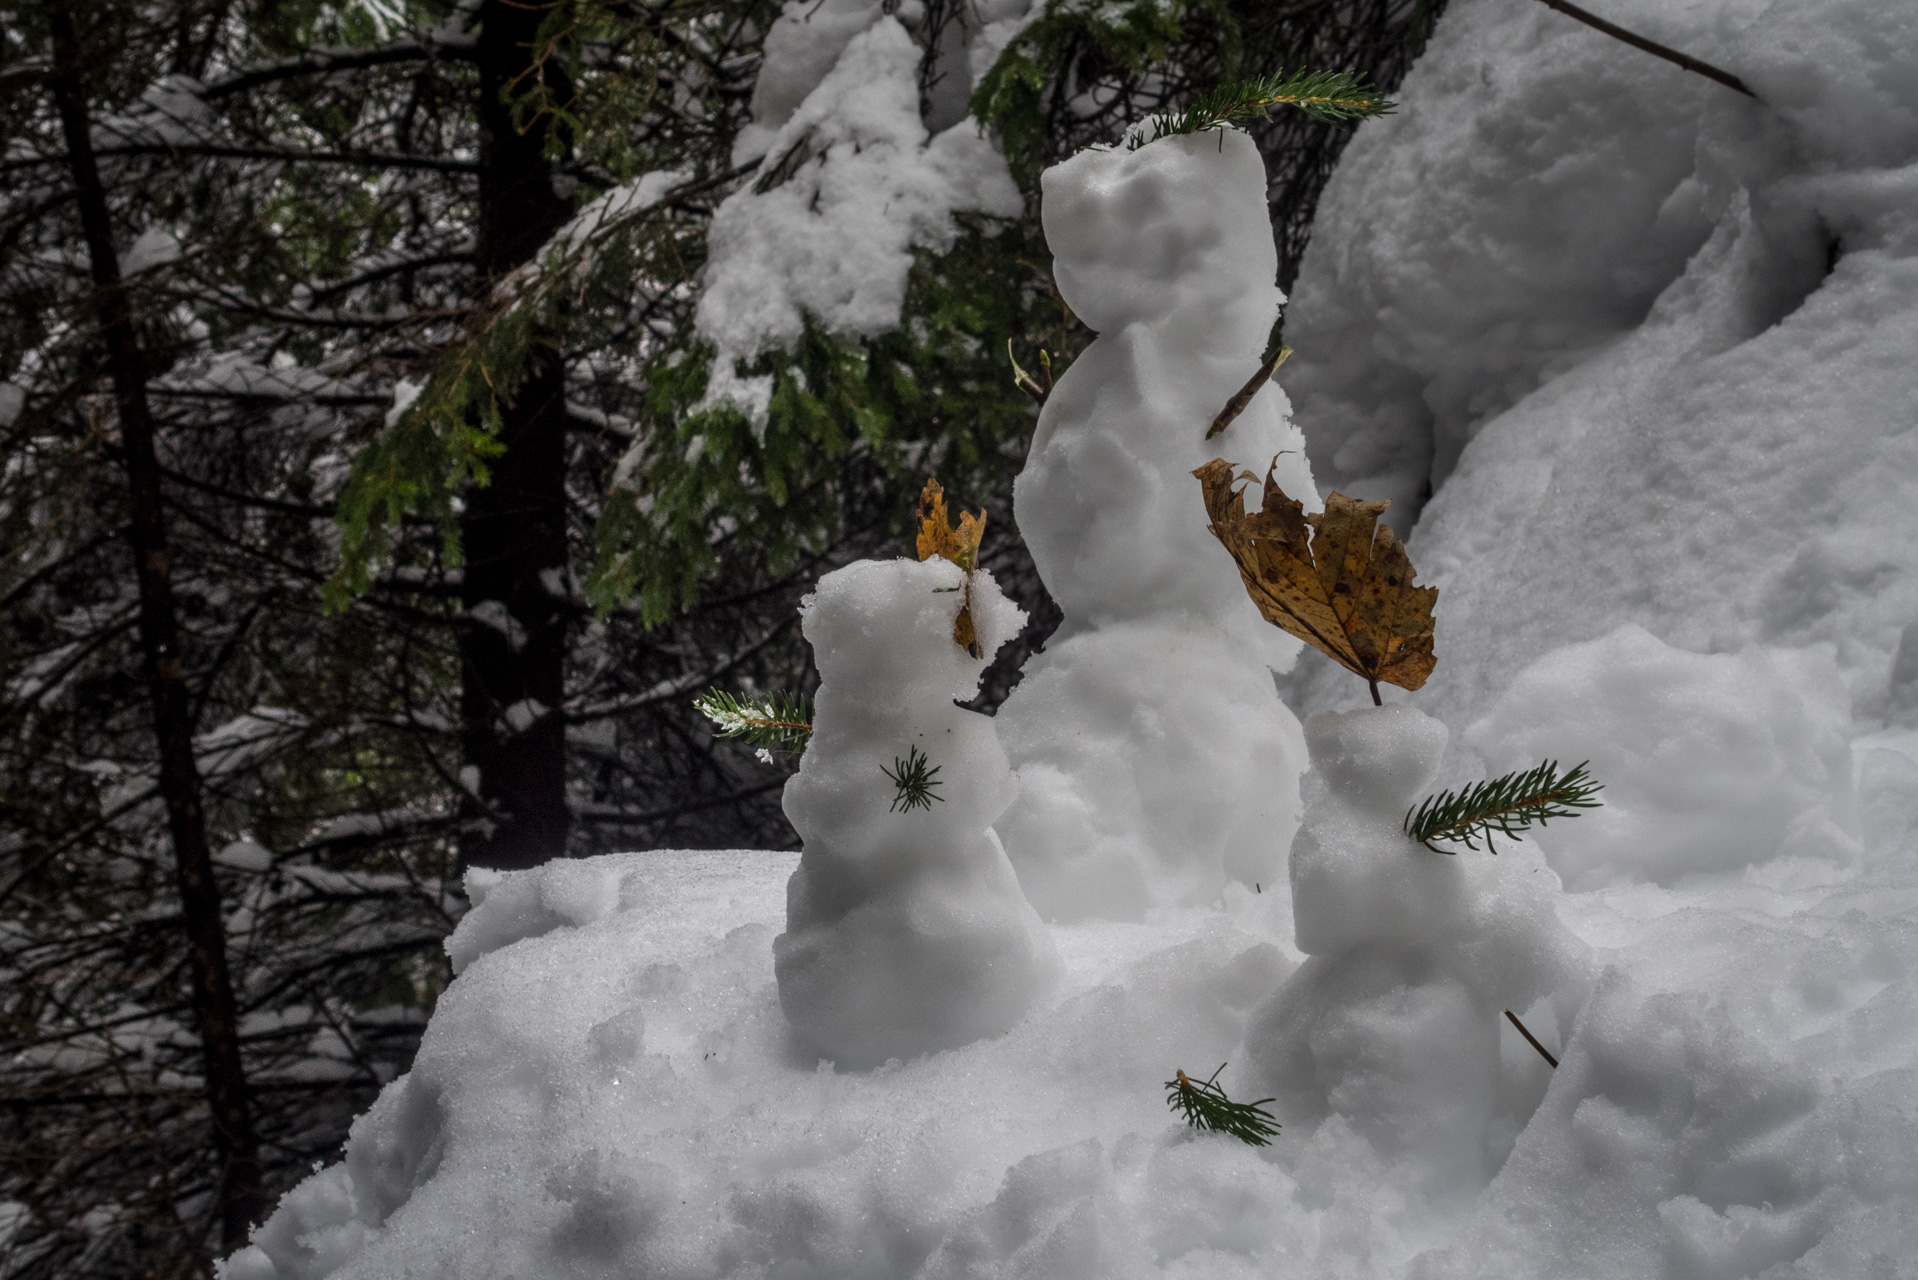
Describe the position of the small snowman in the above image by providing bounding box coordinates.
[1242,706,1590,1193]
[776,490,1063,1067]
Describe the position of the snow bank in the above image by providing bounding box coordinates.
[224,831,1918,1279]
[992,129,1314,920]
[1281,0,1918,733]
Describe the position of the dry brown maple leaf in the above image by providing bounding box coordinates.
[1194,457,1437,703]
[915,478,985,657]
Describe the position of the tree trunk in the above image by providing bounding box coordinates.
[47,8,265,1251]
[460,0,576,870]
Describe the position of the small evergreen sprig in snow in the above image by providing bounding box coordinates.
[1404,759,1603,854]
[1165,1064,1280,1146]
[1130,69,1394,151]
[883,745,945,813]
[694,688,813,758]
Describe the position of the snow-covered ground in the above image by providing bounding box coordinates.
[225,0,1918,1276]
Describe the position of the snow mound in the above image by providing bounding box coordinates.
[1466,625,1860,889]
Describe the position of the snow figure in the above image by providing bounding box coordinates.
[1243,705,1590,1194]
[992,128,1315,920]
[776,555,1063,1068]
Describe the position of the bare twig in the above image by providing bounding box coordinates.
[1533,0,1755,98]
[1206,345,1291,439]
[1504,1008,1560,1069]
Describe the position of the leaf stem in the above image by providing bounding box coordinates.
[1504,1009,1560,1068]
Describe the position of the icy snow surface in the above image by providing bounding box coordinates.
[227,0,1918,1275]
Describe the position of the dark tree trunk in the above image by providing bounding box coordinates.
[46,7,265,1250]
[459,0,576,870]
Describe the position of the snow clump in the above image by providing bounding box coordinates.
[993,127,1315,921]
[775,555,1061,1066]
[1465,624,1860,889]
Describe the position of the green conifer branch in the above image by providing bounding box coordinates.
[693,688,812,757]
[1404,759,1603,854]
[1165,1064,1280,1146]
[883,745,944,813]
[1130,69,1394,152]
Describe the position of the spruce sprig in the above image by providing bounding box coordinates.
[693,688,813,757]
[1129,69,1394,151]
[1404,759,1603,854]
[1165,1064,1280,1147]
[882,745,945,813]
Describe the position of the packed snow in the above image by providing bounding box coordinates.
[225,0,1918,1276]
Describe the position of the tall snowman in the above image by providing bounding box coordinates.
[776,523,1063,1068]
[994,127,1315,920]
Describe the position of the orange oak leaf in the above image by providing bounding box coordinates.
[1194,457,1437,702]
[915,478,985,656]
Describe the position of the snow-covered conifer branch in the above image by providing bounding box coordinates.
[694,688,813,756]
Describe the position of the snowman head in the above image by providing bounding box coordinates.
[799,556,1010,708]
[1306,704,1448,815]
[1040,129,1279,335]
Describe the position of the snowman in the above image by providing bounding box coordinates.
[992,125,1315,920]
[775,548,1062,1068]
[1243,705,1590,1192]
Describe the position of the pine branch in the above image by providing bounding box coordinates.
[693,688,812,758]
[1165,1064,1279,1146]
[1131,69,1394,152]
[1404,759,1603,854]
[882,745,944,813]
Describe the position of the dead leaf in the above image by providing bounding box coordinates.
[915,478,985,656]
[1194,458,1436,700]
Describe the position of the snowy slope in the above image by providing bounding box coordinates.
[1281,0,1918,734]
[225,1,1918,1276]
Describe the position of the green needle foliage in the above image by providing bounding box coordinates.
[1404,759,1603,854]
[1129,68,1395,151]
[693,689,814,757]
[1165,1064,1280,1146]
[883,745,945,813]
